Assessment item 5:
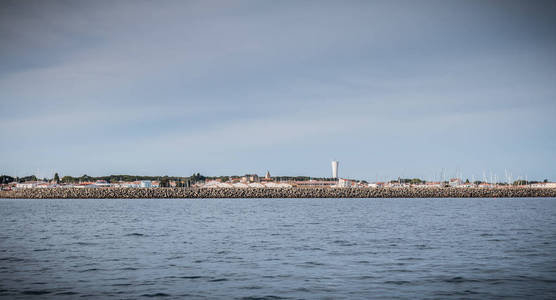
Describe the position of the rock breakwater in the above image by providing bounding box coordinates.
[1,187,556,199]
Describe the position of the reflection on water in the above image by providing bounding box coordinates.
[1,198,555,299]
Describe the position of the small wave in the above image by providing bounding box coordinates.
[239,286,263,290]
[398,257,423,261]
[21,290,51,295]
[442,276,484,283]
[332,240,357,246]
[383,280,411,285]
[444,276,465,283]
[209,278,229,282]
[0,257,25,262]
[111,283,133,287]
[390,269,414,273]
[356,275,378,280]
[303,261,325,266]
[167,256,183,260]
[74,242,97,246]
[125,233,146,237]
[239,296,287,300]
[55,291,79,295]
[79,268,101,272]
[180,276,206,279]
[141,292,171,297]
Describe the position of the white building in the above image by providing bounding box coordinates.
[140,180,152,188]
[264,182,292,188]
[94,180,111,187]
[332,161,339,179]
[15,181,41,189]
[337,178,352,188]
[531,182,556,188]
[449,178,463,187]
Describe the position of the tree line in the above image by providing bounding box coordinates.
[1,173,550,186]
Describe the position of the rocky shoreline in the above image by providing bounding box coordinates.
[1,187,556,199]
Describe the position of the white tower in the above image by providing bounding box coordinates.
[331,160,339,179]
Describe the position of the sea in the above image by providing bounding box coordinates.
[0,198,555,299]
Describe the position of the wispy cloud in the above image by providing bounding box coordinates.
[1,0,555,179]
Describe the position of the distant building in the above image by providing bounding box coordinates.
[368,182,385,188]
[449,178,463,187]
[113,182,140,188]
[337,178,353,188]
[294,180,336,187]
[241,174,260,183]
[140,180,152,188]
[15,181,48,189]
[94,180,111,187]
[455,183,474,188]
[424,182,443,188]
[386,182,410,188]
[331,161,339,179]
[531,182,556,188]
[264,182,292,188]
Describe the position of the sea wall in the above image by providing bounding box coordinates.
[1,187,556,199]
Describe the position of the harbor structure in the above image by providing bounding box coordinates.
[332,161,339,179]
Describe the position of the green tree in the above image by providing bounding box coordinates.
[190,173,205,182]
[160,176,170,187]
[19,175,37,182]
[410,178,422,184]
[1,175,15,184]
[54,173,60,183]
[61,176,76,183]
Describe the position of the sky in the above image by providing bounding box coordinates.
[1,0,555,182]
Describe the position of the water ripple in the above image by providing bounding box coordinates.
[0,197,555,299]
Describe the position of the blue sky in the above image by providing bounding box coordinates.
[1,0,555,181]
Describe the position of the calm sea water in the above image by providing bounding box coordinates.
[1,198,555,299]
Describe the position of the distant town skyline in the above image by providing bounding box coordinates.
[1,0,555,181]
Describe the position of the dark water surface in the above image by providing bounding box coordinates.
[1,198,555,299]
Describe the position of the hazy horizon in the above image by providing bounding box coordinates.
[1,0,555,182]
